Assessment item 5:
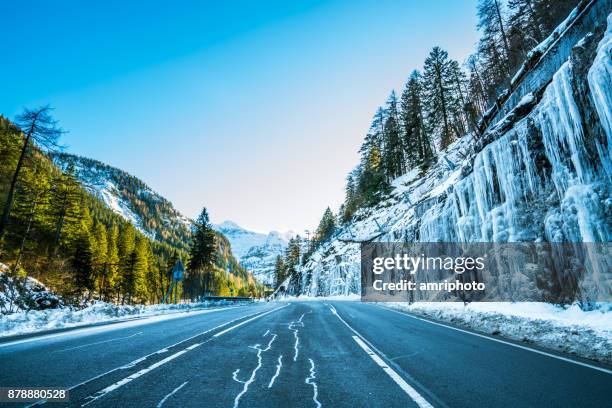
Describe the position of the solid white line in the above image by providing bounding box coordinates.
[55,331,143,352]
[378,305,612,375]
[352,336,433,408]
[156,381,188,408]
[82,306,288,406]
[329,306,434,408]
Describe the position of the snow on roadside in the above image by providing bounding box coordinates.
[384,302,612,364]
[0,300,242,338]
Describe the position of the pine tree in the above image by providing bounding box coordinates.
[477,0,512,98]
[400,70,434,169]
[0,106,63,238]
[91,221,108,299]
[72,231,94,300]
[314,208,336,244]
[187,207,217,299]
[131,238,149,303]
[382,91,404,180]
[274,255,286,288]
[422,47,458,149]
[50,163,81,247]
[104,223,120,301]
[118,223,136,303]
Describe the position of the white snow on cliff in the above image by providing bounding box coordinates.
[294,13,612,301]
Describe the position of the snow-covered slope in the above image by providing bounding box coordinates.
[52,153,192,250]
[286,12,612,301]
[214,221,294,285]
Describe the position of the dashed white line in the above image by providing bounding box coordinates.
[80,306,288,407]
[305,358,322,408]
[55,331,143,352]
[268,355,283,389]
[330,306,434,408]
[156,381,188,407]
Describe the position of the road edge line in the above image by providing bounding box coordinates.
[377,305,612,375]
[329,305,435,408]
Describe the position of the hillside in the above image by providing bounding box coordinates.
[281,2,612,301]
[0,120,264,309]
[52,153,192,251]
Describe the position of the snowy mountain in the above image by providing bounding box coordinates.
[282,7,612,301]
[214,221,294,285]
[52,153,192,251]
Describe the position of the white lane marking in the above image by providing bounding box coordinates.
[379,305,612,376]
[330,306,434,408]
[156,381,188,408]
[55,332,143,352]
[268,355,283,389]
[2,307,239,348]
[80,306,288,407]
[305,358,322,408]
[288,313,305,362]
[214,305,288,338]
[25,307,269,408]
[232,333,278,408]
[352,336,433,408]
[82,350,191,407]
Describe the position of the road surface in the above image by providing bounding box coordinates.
[0,301,610,407]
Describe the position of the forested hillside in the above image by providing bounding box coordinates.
[52,153,192,251]
[340,0,583,224]
[0,112,264,310]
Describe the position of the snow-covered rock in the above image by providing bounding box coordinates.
[0,264,63,314]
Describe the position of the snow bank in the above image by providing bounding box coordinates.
[0,300,240,338]
[384,302,612,364]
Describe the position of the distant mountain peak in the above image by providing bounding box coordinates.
[213,220,294,286]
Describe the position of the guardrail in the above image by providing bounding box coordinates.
[201,296,254,302]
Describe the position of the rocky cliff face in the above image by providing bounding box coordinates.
[286,10,612,302]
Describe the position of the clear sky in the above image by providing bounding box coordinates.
[1,0,478,233]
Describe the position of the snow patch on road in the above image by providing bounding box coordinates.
[305,358,322,408]
[288,313,305,362]
[232,331,277,408]
[268,355,283,389]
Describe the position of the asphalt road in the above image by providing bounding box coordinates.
[0,301,610,408]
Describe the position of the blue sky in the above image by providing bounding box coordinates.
[1,0,478,233]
